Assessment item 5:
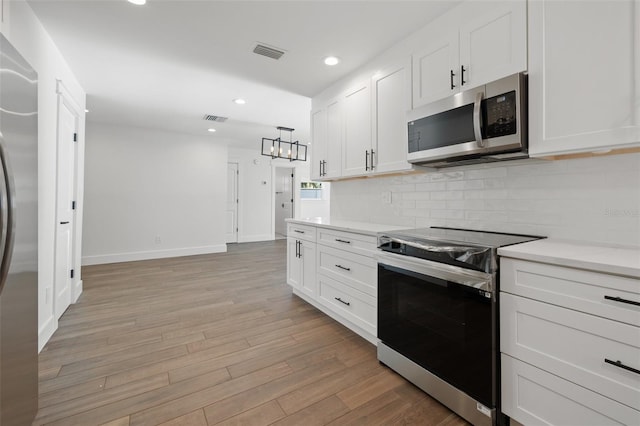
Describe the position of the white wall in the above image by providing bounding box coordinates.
[331,154,640,246]
[82,123,227,264]
[229,147,314,241]
[3,0,87,350]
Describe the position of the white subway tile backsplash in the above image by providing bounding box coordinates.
[415,200,446,210]
[465,167,508,179]
[330,153,640,246]
[431,191,463,200]
[415,182,447,192]
[431,210,464,219]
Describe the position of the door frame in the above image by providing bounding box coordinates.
[54,80,81,320]
[272,165,296,238]
[226,162,239,244]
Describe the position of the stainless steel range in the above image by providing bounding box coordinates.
[376,227,544,426]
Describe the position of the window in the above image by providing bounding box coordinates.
[300,181,323,199]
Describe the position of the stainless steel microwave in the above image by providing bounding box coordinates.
[407,72,527,168]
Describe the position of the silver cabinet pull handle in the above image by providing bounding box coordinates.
[335,264,351,272]
[335,239,351,244]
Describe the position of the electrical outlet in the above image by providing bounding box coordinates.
[381,191,392,204]
[155,235,161,244]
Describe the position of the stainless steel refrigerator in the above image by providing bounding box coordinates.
[0,33,38,425]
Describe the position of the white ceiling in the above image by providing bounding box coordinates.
[27,0,460,147]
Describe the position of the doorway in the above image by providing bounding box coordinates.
[226,162,239,243]
[54,82,79,320]
[274,167,294,239]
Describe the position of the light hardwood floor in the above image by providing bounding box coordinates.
[35,240,467,426]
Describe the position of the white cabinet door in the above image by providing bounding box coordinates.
[458,1,527,91]
[299,240,316,299]
[286,238,301,290]
[342,81,372,177]
[502,354,640,426]
[529,0,640,156]
[373,58,413,174]
[324,99,343,179]
[412,31,459,108]
[0,0,10,36]
[310,108,326,181]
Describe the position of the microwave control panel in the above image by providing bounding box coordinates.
[482,90,517,138]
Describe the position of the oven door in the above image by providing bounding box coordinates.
[377,251,495,407]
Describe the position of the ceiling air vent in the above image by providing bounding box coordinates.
[253,44,285,60]
[202,114,228,122]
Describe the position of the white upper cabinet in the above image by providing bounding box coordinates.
[0,0,10,36]
[325,99,343,178]
[412,31,459,107]
[310,98,342,180]
[373,58,413,174]
[310,108,326,181]
[528,0,640,156]
[458,1,527,91]
[412,0,527,108]
[342,80,372,177]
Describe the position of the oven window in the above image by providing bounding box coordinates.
[378,263,492,406]
[408,104,475,153]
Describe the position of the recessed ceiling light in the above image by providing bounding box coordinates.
[324,56,340,66]
[233,98,246,105]
[85,109,89,113]
[208,128,216,133]
[127,0,146,5]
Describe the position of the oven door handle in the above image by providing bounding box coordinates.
[377,252,493,293]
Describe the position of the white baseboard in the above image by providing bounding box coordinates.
[81,244,227,266]
[38,315,57,353]
[237,234,274,243]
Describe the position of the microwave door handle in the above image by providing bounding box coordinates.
[473,91,485,148]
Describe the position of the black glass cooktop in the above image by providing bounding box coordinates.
[378,227,545,273]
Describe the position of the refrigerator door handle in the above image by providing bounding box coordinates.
[0,138,16,295]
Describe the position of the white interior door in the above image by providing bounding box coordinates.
[54,96,77,319]
[226,162,238,243]
[274,167,293,236]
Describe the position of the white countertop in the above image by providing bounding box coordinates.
[498,239,640,278]
[286,217,409,237]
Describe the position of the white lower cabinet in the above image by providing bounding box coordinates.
[500,258,640,425]
[286,224,317,299]
[502,354,640,426]
[317,274,376,337]
[286,222,379,344]
[286,237,316,299]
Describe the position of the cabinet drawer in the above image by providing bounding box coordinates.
[317,274,376,336]
[501,258,640,327]
[287,223,316,242]
[317,228,377,255]
[317,245,376,297]
[502,354,640,426]
[501,293,640,410]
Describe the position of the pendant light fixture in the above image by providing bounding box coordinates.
[261,126,307,162]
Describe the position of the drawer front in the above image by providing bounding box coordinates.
[317,274,376,336]
[287,223,316,242]
[317,245,376,297]
[501,258,640,326]
[317,228,377,256]
[501,293,640,409]
[502,354,640,426]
